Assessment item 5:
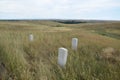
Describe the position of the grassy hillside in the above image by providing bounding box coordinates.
[0,20,120,80]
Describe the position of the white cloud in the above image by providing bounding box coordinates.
[0,0,120,19]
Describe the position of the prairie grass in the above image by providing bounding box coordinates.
[0,21,120,80]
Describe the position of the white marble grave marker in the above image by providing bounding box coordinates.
[72,38,78,50]
[29,34,33,41]
[58,47,68,68]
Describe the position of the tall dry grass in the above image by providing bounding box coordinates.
[0,21,120,80]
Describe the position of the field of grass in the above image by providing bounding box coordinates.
[0,20,120,80]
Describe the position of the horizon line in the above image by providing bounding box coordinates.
[0,19,120,21]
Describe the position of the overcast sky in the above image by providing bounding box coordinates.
[0,0,120,20]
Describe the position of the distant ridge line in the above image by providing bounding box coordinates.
[0,19,120,23]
